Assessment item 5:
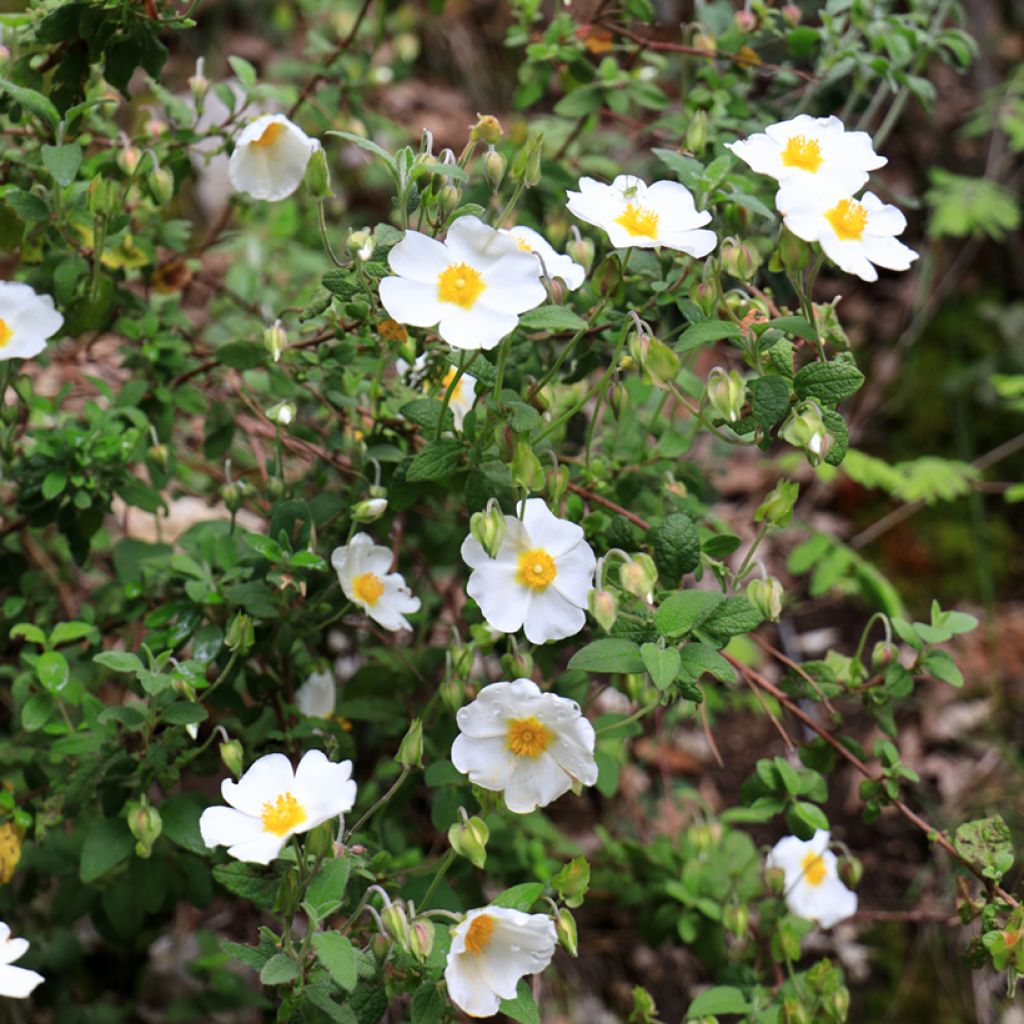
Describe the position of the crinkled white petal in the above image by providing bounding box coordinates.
[518,498,586,558]
[0,936,28,968]
[445,215,521,268]
[479,255,548,314]
[293,750,358,823]
[451,734,517,791]
[0,283,64,362]
[387,230,452,283]
[0,963,44,999]
[437,304,519,351]
[221,752,295,816]
[363,572,421,631]
[199,805,268,853]
[295,670,336,718]
[522,585,586,644]
[379,277,447,328]
[228,114,319,202]
[505,226,586,291]
[464,558,529,634]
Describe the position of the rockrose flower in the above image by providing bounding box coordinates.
[379,215,546,351]
[0,922,44,999]
[452,678,598,813]
[461,498,596,644]
[0,282,64,361]
[294,669,336,719]
[566,174,716,256]
[766,829,858,928]
[445,906,556,1018]
[726,114,886,211]
[331,532,421,631]
[781,188,918,283]
[502,226,586,290]
[199,750,356,865]
[228,114,321,202]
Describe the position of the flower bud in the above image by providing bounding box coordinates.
[395,718,424,769]
[779,402,832,465]
[305,820,335,859]
[871,640,897,672]
[691,280,717,318]
[268,401,296,427]
[546,464,569,503]
[219,739,244,778]
[409,919,435,963]
[352,497,388,523]
[607,381,629,420]
[225,612,255,653]
[556,909,578,956]
[639,334,681,388]
[838,854,863,889]
[470,114,504,145]
[264,319,288,363]
[511,131,543,187]
[148,443,170,470]
[829,987,850,1021]
[87,177,119,218]
[148,166,174,205]
[382,903,411,949]
[482,147,506,192]
[188,57,209,107]
[747,577,783,622]
[765,865,787,894]
[705,367,746,423]
[440,676,464,713]
[588,588,619,633]
[722,902,749,940]
[593,253,623,296]
[565,234,594,273]
[448,815,489,868]
[347,228,373,261]
[720,239,760,281]
[781,998,810,1024]
[552,856,590,906]
[511,440,543,490]
[619,554,658,601]
[470,502,507,559]
[734,9,757,31]
[305,147,332,199]
[685,110,708,154]
[437,184,461,219]
[500,650,533,679]
[117,145,141,177]
[371,934,391,964]
[782,5,802,27]
[688,822,721,852]
[126,798,162,858]
[754,479,799,528]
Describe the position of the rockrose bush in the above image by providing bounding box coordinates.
[0,0,1020,1021]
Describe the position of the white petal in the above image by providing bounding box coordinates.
[452,734,516,791]
[814,879,858,928]
[379,277,446,328]
[387,230,452,283]
[445,215,519,268]
[548,726,598,786]
[366,573,421,631]
[199,805,267,850]
[0,964,45,999]
[437,304,518,351]
[503,753,572,812]
[466,562,529,634]
[861,192,906,234]
[294,752,358,822]
[819,235,878,282]
[519,498,585,558]
[445,955,501,1018]
[223,831,289,865]
[229,116,317,202]
[455,680,520,738]
[551,541,596,607]
[779,204,824,241]
[0,938,28,967]
[221,752,295,816]
[726,134,784,178]
[661,228,718,258]
[646,179,701,217]
[862,235,918,272]
[295,671,336,718]
[479,256,548,314]
[522,586,586,644]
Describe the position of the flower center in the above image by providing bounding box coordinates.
[515,237,533,252]
[781,134,823,173]
[825,198,869,241]
[352,572,385,607]
[437,262,485,309]
[801,850,827,887]
[260,792,307,836]
[0,319,11,349]
[515,548,557,590]
[252,121,285,148]
[441,367,464,402]
[507,716,554,758]
[464,914,495,957]
[615,202,659,239]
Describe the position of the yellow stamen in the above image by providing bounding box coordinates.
[781,134,823,173]
[464,914,495,956]
[0,319,11,349]
[825,198,869,242]
[260,792,307,836]
[615,202,659,239]
[515,548,557,590]
[352,572,385,606]
[515,237,533,252]
[801,850,827,887]
[252,121,285,148]
[506,716,554,758]
[437,262,485,309]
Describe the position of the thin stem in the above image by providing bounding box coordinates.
[317,201,345,268]
[419,848,457,909]
[346,765,411,839]
[596,702,658,735]
[734,522,770,584]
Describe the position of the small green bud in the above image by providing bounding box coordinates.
[382,902,411,949]
[607,381,629,420]
[306,148,332,199]
[395,718,424,769]
[765,864,787,894]
[781,998,811,1024]
[871,640,897,672]
[685,110,708,154]
[734,9,757,31]
[829,987,850,1022]
[482,147,506,192]
[754,479,799,528]
[747,577,783,622]
[779,401,832,465]
[87,177,118,217]
[448,815,489,869]
[225,612,255,653]
[782,4,802,27]
[631,986,659,1024]
[219,739,245,778]
[593,253,623,296]
[126,797,162,859]
[546,464,569,503]
[552,856,590,906]
[500,650,533,679]
[511,440,544,490]
[370,934,391,965]
[263,319,288,362]
[409,919,435,963]
[565,234,594,273]
[691,280,717,318]
[720,238,760,281]
[347,228,373,261]
[619,554,658,601]
[838,854,863,888]
[268,400,296,426]
[688,822,721,852]
[437,183,461,219]
[470,114,504,145]
[469,501,507,559]
[632,332,680,388]
[556,908,578,956]
[148,443,170,470]
[305,820,335,859]
[148,166,174,205]
[352,497,388,523]
[705,367,746,423]
[512,131,543,187]
[188,57,209,107]
[117,145,142,177]
[440,676,464,713]
[722,902,749,940]
[588,588,619,633]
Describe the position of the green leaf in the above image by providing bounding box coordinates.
[655,591,723,638]
[651,148,704,188]
[400,398,453,434]
[922,650,963,687]
[10,623,46,645]
[5,189,49,222]
[260,953,301,986]
[21,692,53,731]
[49,620,95,646]
[499,979,541,1024]
[41,143,83,186]
[675,320,741,353]
[567,638,645,674]
[640,643,681,689]
[686,985,750,1017]
[793,361,865,405]
[678,643,736,684]
[491,882,544,912]
[518,305,587,334]
[326,131,397,171]
[305,857,352,920]
[161,701,208,726]
[410,985,446,1024]
[80,817,135,883]
[821,408,849,466]
[749,375,791,430]
[406,439,464,482]
[767,316,817,340]
[35,650,69,693]
[0,76,60,129]
[701,597,764,641]
[94,650,143,673]
[312,932,358,992]
[216,341,265,370]
[649,512,700,581]
[160,794,207,855]
[227,55,257,88]
[954,816,1014,881]
[212,863,280,910]
[787,800,829,836]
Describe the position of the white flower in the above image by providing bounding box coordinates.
[766,829,857,928]
[0,282,63,362]
[781,188,918,283]
[566,174,716,256]
[295,670,336,719]
[452,678,598,813]
[199,750,356,865]
[331,532,421,631]
[726,114,886,212]
[0,922,44,999]
[461,498,596,644]
[379,215,546,351]
[398,354,478,430]
[501,226,586,290]
[445,906,556,1018]
[228,114,320,202]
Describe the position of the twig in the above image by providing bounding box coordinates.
[699,698,724,767]
[567,482,650,530]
